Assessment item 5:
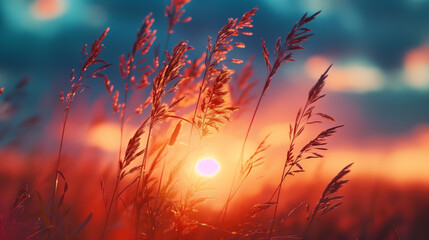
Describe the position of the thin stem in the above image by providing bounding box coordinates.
[101,71,131,239]
[268,102,309,240]
[267,162,288,239]
[149,156,168,239]
[254,146,304,228]
[187,88,202,150]
[48,108,70,239]
[304,204,318,239]
[220,86,265,221]
[187,45,213,149]
[200,81,217,134]
[100,174,119,239]
[133,120,154,238]
[118,83,129,170]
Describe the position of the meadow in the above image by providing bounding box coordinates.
[1,1,428,239]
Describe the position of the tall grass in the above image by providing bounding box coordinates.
[221,10,321,221]
[0,1,355,240]
[101,13,156,238]
[49,27,110,239]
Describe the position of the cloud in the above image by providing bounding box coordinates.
[306,55,384,93]
[403,43,429,89]
[325,125,429,183]
[31,0,67,20]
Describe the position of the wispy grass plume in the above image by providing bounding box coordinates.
[222,10,321,221]
[50,27,110,239]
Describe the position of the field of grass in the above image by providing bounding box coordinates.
[1,1,428,240]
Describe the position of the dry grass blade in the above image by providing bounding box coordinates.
[198,68,238,136]
[307,64,330,105]
[169,120,182,146]
[316,113,336,122]
[135,143,168,239]
[102,118,149,238]
[117,12,157,95]
[262,11,321,93]
[221,134,270,222]
[223,134,271,217]
[305,163,353,238]
[113,12,157,178]
[248,202,277,218]
[51,28,110,239]
[102,15,157,239]
[171,178,212,238]
[122,119,148,177]
[11,185,30,215]
[173,53,206,108]
[189,7,257,141]
[165,0,192,35]
[316,163,353,215]
[132,41,193,237]
[224,11,320,222]
[230,56,258,117]
[140,39,193,165]
[56,171,68,211]
[296,125,343,163]
[241,134,270,177]
[62,27,110,112]
[268,64,335,239]
[192,9,258,137]
[1,184,31,239]
[164,0,192,49]
[285,65,334,172]
[150,41,193,123]
[66,212,93,239]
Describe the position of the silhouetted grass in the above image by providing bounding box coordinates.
[0,1,355,240]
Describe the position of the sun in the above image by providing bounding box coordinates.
[196,158,220,177]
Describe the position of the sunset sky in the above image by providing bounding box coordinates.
[1,0,428,182]
[1,1,429,239]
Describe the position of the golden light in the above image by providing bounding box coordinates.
[88,122,121,153]
[196,158,220,177]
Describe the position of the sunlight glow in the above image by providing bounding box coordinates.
[196,158,220,177]
[88,122,121,153]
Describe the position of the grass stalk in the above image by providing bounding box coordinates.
[47,109,69,239]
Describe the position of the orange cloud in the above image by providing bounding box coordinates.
[306,55,384,92]
[403,44,429,88]
[32,0,67,20]
[324,125,429,184]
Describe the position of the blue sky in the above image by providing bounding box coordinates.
[1,0,429,141]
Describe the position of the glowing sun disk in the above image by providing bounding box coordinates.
[196,158,220,177]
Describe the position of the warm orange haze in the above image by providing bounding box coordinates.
[0,0,429,240]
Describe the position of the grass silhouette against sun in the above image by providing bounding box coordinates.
[0,1,354,240]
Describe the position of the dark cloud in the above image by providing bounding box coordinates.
[352,90,429,135]
[350,0,429,70]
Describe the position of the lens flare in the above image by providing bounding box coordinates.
[196,158,220,177]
